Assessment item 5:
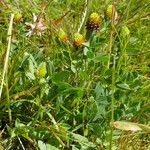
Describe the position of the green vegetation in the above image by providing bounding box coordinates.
[0,0,150,149]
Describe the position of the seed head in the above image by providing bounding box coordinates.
[86,12,100,31]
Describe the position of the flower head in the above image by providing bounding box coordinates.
[73,33,84,47]
[106,5,118,20]
[86,12,100,31]
[25,14,46,37]
[122,26,130,36]
[58,29,68,43]
[35,62,47,78]
[14,12,22,23]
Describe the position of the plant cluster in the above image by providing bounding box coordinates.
[0,0,150,150]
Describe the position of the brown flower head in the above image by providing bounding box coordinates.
[86,12,100,31]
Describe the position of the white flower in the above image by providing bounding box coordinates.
[25,13,46,37]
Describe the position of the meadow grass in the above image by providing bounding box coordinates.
[0,0,150,149]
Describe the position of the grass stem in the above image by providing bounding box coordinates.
[109,54,116,150]
[0,14,14,100]
[109,2,115,150]
[0,14,14,125]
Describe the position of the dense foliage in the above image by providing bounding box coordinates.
[0,0,150,149]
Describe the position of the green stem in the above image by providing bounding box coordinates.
[109,1,115,150]
[116,35,128,74]
[0,14,14,99]
[109,55,116,150]
[6,73,12,124]
[0,14,14,125]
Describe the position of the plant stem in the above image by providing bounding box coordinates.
[0,14,14,125]
[109,1,115,150]
[109,54,116,150]
[79,0,92,33]
[107,2,115,69]
[6,73,12,124]
[0,14,14,100]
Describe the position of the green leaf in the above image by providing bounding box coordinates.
[53,71,70,82]
[46,144,59,150]
[72,133,88,143]
[71,63,76,73]
[71,133,96,148]
[29,59,35,74]
[38,140,46,150]
[72,145,80,150]
[26,72,35,80]
[116,83,131,90]
[129,37,138,44]
[93,55,108,62]
[86,50,94,59]
[30,127,51,141]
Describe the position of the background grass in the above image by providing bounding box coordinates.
[0,0,150,150]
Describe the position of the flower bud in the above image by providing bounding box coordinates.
[122,26,130,36]
[58,29,68,43]
[106,5,118,20]
[14,12,22,23]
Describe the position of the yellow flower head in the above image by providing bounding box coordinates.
[58,29,68,42]
[89,13,100,24]
[122,26,130,36]
[106,5,118,20]
[73,33,84,47]
[35,62,47,78]
[106,5,113,18]
[14,12,22,23]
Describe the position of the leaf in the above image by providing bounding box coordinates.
[116,83,131,90]
[71,63,76,73]
[53,71,70,82]
[26,72,35,80]
[29,59,35,74]
[38,140,46,150]
[71,133,96,148]
[113,121,150,132]
[30,127,51,141]
[72,145,80,150]
[93,55,108,62]
[86,50,94,59]
[72,133,88,143]
[129,37,138,44]
[46,112,59,131]
[46,144,59,150]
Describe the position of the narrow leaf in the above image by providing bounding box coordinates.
[113,121,150,132]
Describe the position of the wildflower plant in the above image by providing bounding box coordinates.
[0,1,150,150]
